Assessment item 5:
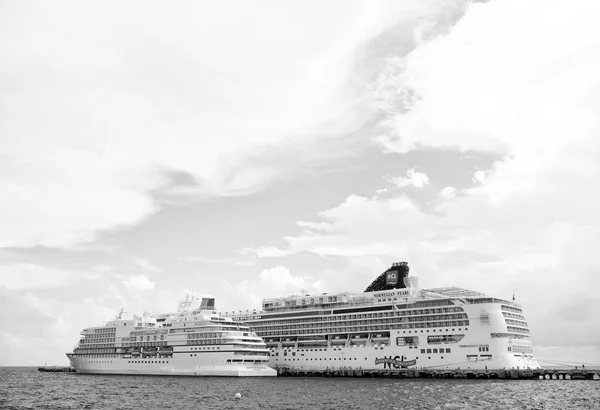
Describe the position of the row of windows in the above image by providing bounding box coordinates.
[122,341,169,348]
[182,325,246,333]
[187,332,227,339]
[504,319,529,328]
[257,317,468,331]
[74,349,117,355]
[88,327,116,334]
[284,295,340,307]
[420,348,452,354]
[263,296,455,316]
[254,308,466,328]
[426,335,464,345]
[134,335,165,341]
[510,345,533,353]
[235,351,270,356]
[465,354,493,361]
[226,359,265,363]
[128,360,169,364]
[79,337,115,345]
[274,355,447,362]
[258,320,470,337]
[187,339,226,345]
[507,326,530,334]
[258,315,468,333]
[501,305,523,314]
[402,327,467,334]
[501,311,526,320]
[131,330,167,337]
[76,353,118,358]
[273,348,329,354]
[490,333,525,339]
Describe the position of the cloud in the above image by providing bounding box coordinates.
[132,257,161,273]
[224,266,323,313]
[236,246,293,258]
[439,186,456,199]
[270,195,432,258]
[1,0,417,249]
[0,263,74,290]
[179,256,255,267]
[0,290,119,365]
[245,0,600,363]
[258,266,319,294]
[121,275,156,293]
[388,168,430,188]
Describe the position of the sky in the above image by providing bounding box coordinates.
[1,0,599,367]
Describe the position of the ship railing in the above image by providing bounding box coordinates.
[226,301,380,318]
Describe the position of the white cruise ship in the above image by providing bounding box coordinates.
[66,296,276,376]
[227,262,540,372]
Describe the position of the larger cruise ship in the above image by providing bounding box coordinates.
[66,297,276,376]
[227,262,540,372]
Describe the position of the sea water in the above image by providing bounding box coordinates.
[1,367,599,409]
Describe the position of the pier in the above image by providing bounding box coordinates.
[276,367,600,380]
[37,366,76,373]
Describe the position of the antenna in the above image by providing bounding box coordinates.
[114,307,126,320]
[178,294,194,313]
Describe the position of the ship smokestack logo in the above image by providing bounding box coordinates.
[386,271,398,286]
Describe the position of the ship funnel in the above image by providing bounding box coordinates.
[364,261,410,293]
[200,297,215,310]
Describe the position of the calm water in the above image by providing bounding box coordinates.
[1,367,599,409]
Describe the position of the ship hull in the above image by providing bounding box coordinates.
[67,354,276,377]
[266,333,540,372]
[243,301,540,372]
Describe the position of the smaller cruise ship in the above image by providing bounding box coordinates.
[66,296,276,376]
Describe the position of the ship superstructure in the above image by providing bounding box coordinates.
[67,296,276,376]
[227,262,540,372]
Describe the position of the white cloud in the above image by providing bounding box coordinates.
[0,263,74,290]
[259,266,312,294]
[1,0,416,249]
[246,0,600,363]
[0,291,120,365]
[473,170,487,184]
[388,168,430,188]
[121,275,156,293]
[132,257,161,273]
[236,246,293,258]
[439,186,456,199]
[179,256,255,267]
[226,266,323,313]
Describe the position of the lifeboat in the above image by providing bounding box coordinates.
[370,332,390,344]
[281,337,297,346]
[350,334,368,345]
[298,337,327,347]
[142,347,158,357]
[158,347,173,354]
[329,334,348,345]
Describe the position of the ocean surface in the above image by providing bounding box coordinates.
[1,367,599,410]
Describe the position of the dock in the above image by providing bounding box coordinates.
[37,366,76,373]
[276,367,600,380]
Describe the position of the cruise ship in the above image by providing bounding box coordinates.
[66,296,276,376]
[227,262,540,372]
